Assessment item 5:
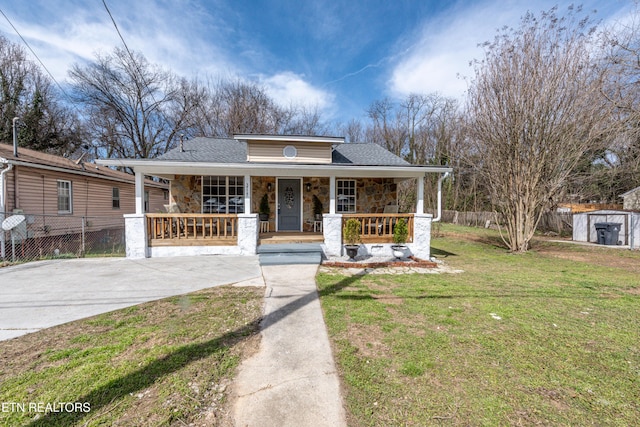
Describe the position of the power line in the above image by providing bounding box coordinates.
[102,0,174,142]
[0,6,74,104]
[102,0,136,63]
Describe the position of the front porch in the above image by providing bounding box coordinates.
[132,210,430,260]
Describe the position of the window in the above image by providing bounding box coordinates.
[163,190,169,200]
[112,187,120,209]
[144,191,150,213]
[57,180,72,214]
[337,179,356,213]
[202,176,244,213]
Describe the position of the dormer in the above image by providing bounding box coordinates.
[234,134,344,164]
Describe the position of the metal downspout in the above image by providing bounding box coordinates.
[432,171,451,223]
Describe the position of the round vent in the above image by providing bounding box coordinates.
[283,145,297,159]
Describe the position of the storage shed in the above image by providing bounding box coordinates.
[572,210,640,249]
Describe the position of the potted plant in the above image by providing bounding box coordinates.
[259,193,270,221]
[312,195,323,221]
[392,217,409,259]
[343,218,361,260]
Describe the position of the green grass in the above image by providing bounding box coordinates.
[318,224,640,426]
[0,286,263,427]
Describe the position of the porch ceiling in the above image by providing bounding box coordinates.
[96,159,452,179]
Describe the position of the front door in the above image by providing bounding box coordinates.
[277,178,301,231]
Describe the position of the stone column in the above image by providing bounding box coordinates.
[410,213,432,260]
[124,214,147,259]
[238,213,258,255]
[323,213,342,257]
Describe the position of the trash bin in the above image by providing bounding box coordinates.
[594,222,622,245]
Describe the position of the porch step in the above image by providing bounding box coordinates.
[258,243,323,266]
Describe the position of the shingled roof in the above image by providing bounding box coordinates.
[0,143,166,187]
[158,137,410,166]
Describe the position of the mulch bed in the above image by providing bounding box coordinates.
[322,256,438,269]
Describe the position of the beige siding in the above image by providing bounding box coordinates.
[3,165,166,217]
[247,141,331,163]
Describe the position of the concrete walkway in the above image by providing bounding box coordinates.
[232,263,347,427]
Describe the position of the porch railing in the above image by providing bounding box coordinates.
[342,213,414,243]
[147,214,238,246]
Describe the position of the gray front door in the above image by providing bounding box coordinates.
[277,179,301,231]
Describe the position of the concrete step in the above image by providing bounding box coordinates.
[258,243,323,265]
[259,252,323,266]
[257,243,323,254]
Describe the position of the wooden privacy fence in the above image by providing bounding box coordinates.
[342,213,414,243]
[147,214,238,246]
[441,210,574,235]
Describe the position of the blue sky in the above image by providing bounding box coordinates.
[0,0,633,124]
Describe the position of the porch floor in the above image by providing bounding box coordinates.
[258,232,324,245]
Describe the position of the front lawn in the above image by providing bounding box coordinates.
[0,286,263,426]
[317,225,640,426]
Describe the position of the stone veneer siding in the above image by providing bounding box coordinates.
[170,175,202,213]
[170,175,397,231]
[251,176,397,232]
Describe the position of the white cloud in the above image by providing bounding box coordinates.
[0,0,238,84]
[261,71,335,112]
[388,0,594,100]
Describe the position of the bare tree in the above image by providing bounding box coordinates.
[0,35,84,155]
[69,47,193,159]
[367,98,405,156]
[465,5,612,252]
[335,118,365,142]
[597,2,640,197]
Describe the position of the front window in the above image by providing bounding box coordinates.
[57,180,72,214]
[202,176,245,213]
[337,179,356,213]
[144,191,150,212]
[112,187,120,209]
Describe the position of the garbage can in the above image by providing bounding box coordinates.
[594,222,622,245]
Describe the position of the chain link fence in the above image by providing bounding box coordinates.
[1,212,125,264]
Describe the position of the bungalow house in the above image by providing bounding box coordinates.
[97,135,452,260]
[0,143,168,260]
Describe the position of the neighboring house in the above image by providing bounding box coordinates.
[0,143,168,260]
[621,186,640,210]
[97,135,452,259]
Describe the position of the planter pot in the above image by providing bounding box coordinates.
[344,244,360,260]
[259,213,269,221]
[392,245,407,259]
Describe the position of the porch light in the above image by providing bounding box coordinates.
[267,183,272,192]
[306,182,311,192]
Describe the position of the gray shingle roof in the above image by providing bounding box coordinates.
[332,143,409,166]
[158,137,410,166]
[158,137,247,162]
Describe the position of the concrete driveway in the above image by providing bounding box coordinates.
[0,256,263,341]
